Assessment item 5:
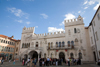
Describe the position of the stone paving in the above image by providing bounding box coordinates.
[0,61,100,67]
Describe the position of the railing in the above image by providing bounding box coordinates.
[28,47,43,50]
[47,45,75,50]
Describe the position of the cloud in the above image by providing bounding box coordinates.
[40,13,48,19]
[83,1,88,5]
[26,22,30,24]
[7,7,29,19]
[84,7,88,9]
[83,0,100,5]
[78,11,81,13]
[59,13,76,26]
[93,3,100,10]
[48,27,64,32]
[35,26,38,28]
[16,20,23,23]
[88,1,95,5]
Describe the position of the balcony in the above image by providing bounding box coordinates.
[28,47,43,50]
[47,45,75,50]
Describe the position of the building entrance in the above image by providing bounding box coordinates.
[29,51,38,61]
[59,52,65,62]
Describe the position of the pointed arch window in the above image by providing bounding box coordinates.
[71,41,74,46]
[56,42,58,47]
[51,42,53,48]
[36,42,38,47]
[62,41,65,47]
[59,42,61,47]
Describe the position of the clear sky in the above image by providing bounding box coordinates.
[0,0,100,40]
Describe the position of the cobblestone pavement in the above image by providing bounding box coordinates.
[0,61,100,67]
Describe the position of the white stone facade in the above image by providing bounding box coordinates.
[88,6,100,61]
[19,15,94,62]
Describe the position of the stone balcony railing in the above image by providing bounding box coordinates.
[28,47,43,50]
[47,45,75,50]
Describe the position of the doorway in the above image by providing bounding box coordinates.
[59,52,65,62]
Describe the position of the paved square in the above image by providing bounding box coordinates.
[0,61,100,67]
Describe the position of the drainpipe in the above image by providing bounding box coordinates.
[91,22,99,62]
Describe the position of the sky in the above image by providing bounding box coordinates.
[0,0,100,40]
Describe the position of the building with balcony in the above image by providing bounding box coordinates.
[0,35,20,61]
[19,15,94,62]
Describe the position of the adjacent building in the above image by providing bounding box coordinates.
[88,5,100,62]
[0,35,20,61]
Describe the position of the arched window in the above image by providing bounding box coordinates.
[75,38,78,45]
[1,40,3,43]
[51,42,53,48]
[71,41,74,46]
[75,38,78,42]
[8,41,9,44]
[36,42,38,47]
[6,41,7,44]
[62,41,65,47]
[4,40,5,43]
[25,43,27,48]
[68,41,70,47]
[56,42,58,47]
[59,42,61,47]
[48,42,50,49]
[70,53,74,59]
[27,43,28,48]
[10,42,11,45]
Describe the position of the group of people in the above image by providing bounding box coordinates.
[22,58,37,67]
[39,57,63,66]
[39,57,81,66]
[67,58,81,66]
[0,57,4,65]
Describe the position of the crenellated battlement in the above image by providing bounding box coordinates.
[64,15,84,27]
[34,31,65,37]
[22,26,35,34]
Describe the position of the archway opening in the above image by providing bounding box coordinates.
[70,53,74,59]
[59,52,65,62]
[29,51,38,61]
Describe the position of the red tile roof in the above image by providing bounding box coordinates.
[0,35,20,42]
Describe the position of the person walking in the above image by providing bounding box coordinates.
[30,58,33,67]
[67,58,70,66]
[33,58,37,67]
[13,59,15,65]
[47,57,50,66]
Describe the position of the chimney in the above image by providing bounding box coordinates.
[11,36,14,39]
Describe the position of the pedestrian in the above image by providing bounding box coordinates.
[0,57,1,65]
[1,58,4,64]
[13,59,15,65]
[30,58,33,67]
[67,58,70,66]
[27,61,30,67]
[33,58,37,67]
[42,58,44,66]
[22,59,24,65]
